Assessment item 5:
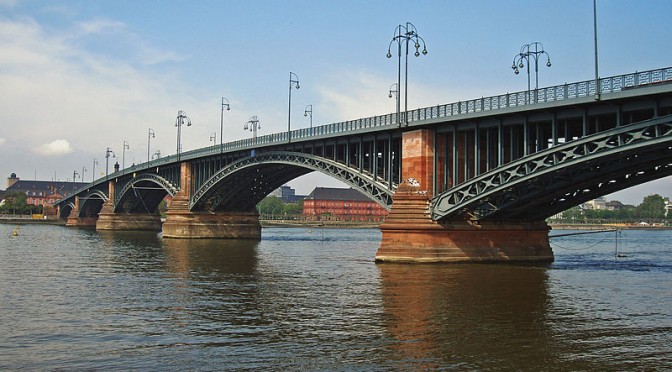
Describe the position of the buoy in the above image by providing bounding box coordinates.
[13,226,19,236]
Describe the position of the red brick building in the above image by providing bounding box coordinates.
[302,187,388,222]
[4,173,87,214]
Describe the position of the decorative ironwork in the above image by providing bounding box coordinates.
[53,66,672,214]
[431,115,672,221]
[190,151,395,211]
[114,173,178,207]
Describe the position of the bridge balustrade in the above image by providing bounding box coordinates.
[59,66,672,208]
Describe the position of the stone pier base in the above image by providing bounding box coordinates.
[96,213,162,231]
[66,216,98,228]
[376,192,554,263]
[161,211,261,239]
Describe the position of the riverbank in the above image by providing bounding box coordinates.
[260,220,380,229]
[0,217,64,225]
[549,223,672,230]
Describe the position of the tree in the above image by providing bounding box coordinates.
[256,196,285,219]
[637,194,666,220]
[0,191,41,215]
[282,199,304,216]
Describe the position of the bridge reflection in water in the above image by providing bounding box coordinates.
[378,264,554,369]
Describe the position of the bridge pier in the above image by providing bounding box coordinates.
[95,179,162,231]
[376,129,553,263]
[376,191,553,263]
[65,196,97,228]
[161,162,261,239]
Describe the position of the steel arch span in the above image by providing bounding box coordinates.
[190,151,395,212]
[78,190,109,218]
[114,173,179,213]
[431,114,672,222]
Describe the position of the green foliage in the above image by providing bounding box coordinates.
[0,191,42,215]
[555,193,667,224]
[257,196,304,219]
[636,194,666,220]
[158,199,168,218]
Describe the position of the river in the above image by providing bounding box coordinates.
[0,224,670,370]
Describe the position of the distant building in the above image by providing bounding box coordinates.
[303,187,388,222]
[605,200,625,211]
[270,185,306,203]
[666,199,672,218]
[4,173,87,213]
[583,197,607,210]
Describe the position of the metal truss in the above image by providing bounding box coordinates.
[114,173,178,213]
[77,190,109,217]
[432,115,672,221]
[190,151,395,211]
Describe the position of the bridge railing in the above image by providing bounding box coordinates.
[56,66,672,206]
[161,67,672,165]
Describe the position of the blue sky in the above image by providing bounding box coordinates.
[1,0,670,204]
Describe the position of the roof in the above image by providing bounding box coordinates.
[6,180,88,195]
[306,187,371,202]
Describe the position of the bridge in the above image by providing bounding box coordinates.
[55,66,672,263]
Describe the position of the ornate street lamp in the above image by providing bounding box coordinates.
[92,158,98,181]
[122,140,129,169]
[511,42,551,103]
[147,128,155,163]
[220,97,230,153]
[105,147,116,179]
[388,83,399,121]
[175,110,191,161]
[81,166,87,183]
[387,22,427,127]
[304,104,313,131]
[288,72,300,142]
[210,132,217,146]
[72,170,79,191]
[244,115,261,144]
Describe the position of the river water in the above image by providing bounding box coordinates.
[0,224,670,371]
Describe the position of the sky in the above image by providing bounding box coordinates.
[1,0,670,205]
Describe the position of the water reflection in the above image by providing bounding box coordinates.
[378,264,554,370]
[161,238,260,277]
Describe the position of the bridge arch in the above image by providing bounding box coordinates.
[59,202,76,219]
[190,151,394,212]
[114,173,178,213]
[431,115,672,221]
[78,190,108,218]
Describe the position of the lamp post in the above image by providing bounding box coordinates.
[92,159,98,182]
[220,97,230,153]
[304,104,313,133]
[147,128,155,163]
[288,72,300,142]
[72,170,79,191]
[388,83,399,120]
[511,42,551,103]
[386,22,427,127]
[105,147,115,179]
[122,140,129,169]
[81,166,87,184]
[175,110,192,161]
[209,132,216,146]
[244,115,261,144]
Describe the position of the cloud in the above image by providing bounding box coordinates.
[0,138,6,146]
[34,139,74,155]
[0,0,18,8]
